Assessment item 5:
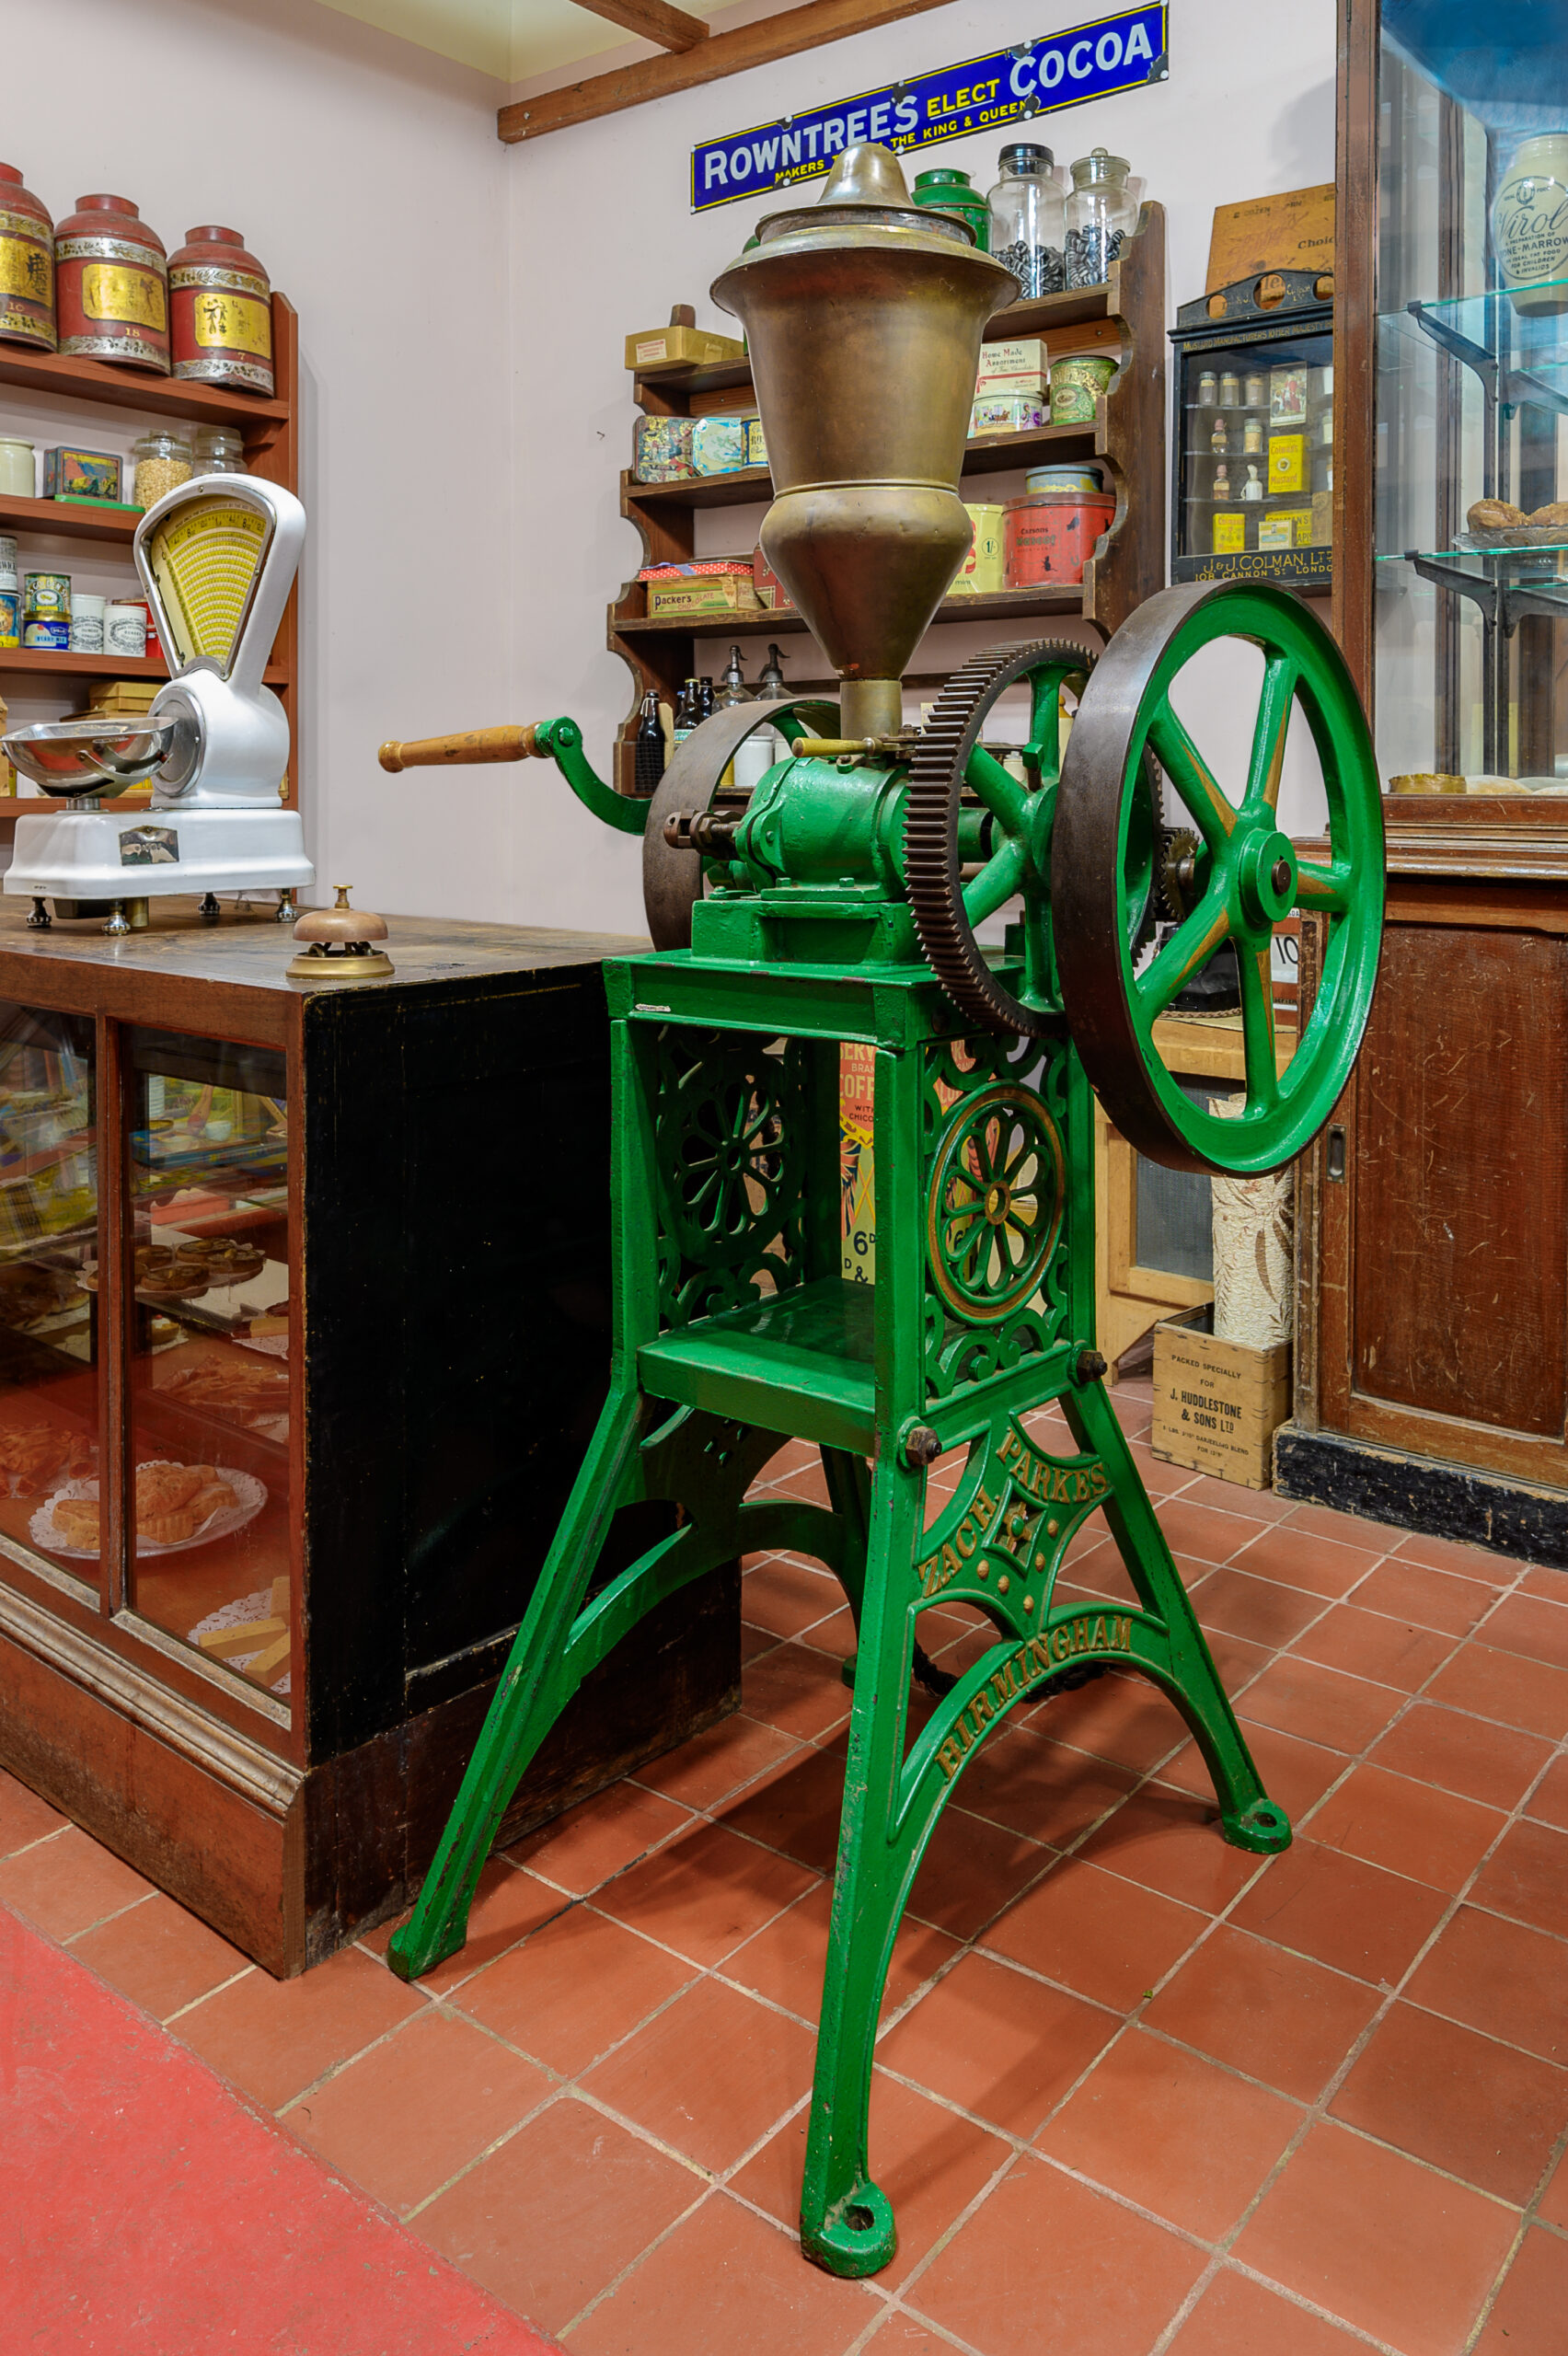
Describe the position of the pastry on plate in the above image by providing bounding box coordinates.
[1468,498,1526,532]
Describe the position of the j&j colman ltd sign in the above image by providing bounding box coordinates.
[691,6,1169,213]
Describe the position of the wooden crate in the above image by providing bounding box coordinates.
[1151,1307,1291,1489]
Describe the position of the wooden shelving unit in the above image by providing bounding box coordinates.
[0,295,300,823]
[606,207,1166,793]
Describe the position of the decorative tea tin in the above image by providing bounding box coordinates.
[56,194,169,373]
[633,415,697,482]
[169,224,273,393]
[23,572,70,619]
[0,162,55,352]
[0,589,20,649]
[1003,490,1113,587]
[692,414,751,475]
[43,445,123,502]
[1049,352,1115,424]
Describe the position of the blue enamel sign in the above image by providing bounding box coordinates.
[691,6,1168,214]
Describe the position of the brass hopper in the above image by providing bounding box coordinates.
[710,145,1018,741]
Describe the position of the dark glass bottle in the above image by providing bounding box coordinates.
[698,676,717,721]
[673,677,700,742]
[632,688,665,796]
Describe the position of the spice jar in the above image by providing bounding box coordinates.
[55,194,168,372]
[1065,148,1135,288]
[132,428,192,509]
[0,438,34,496]
[912,167,989,251]
[168,224,273,393]
[1195,370,1218,408]
[0,163,55,352]
[192,425,248,477]
[987,145,1064,299]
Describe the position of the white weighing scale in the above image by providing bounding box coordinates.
[2,475,314,931]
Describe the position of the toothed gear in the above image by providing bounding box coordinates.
[1157,826,1201,923]
[904,640,1094,1037]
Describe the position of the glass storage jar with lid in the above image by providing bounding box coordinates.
[987,144,1064,297]
[132,428,192,509]
[1066,148,1136,287]
[192,426,248,478]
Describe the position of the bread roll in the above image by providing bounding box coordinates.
[1468,498,1526,532]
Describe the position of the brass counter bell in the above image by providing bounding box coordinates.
[286,885,393,980]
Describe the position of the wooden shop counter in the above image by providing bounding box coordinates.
[0,902,738,1973]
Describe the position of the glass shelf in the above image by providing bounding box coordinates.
[1386,285,1568,418]
[1376,544,1568,631]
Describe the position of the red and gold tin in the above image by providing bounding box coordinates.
[1003,489,1114,588]
[56,194,168,373]
[0,163,55,352]
[169,224,272,395]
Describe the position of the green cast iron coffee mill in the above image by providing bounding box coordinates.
[377,147,1382,2277]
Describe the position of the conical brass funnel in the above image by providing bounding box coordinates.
[712,146,1017,735]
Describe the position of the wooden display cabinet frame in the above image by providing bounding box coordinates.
[608,204,1167,794]
[0,294,301,823]
[1283,2,1568,1563]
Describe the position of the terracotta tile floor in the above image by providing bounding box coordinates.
[5,1381,1568,2356]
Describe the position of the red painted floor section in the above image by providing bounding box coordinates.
[0,1900,559,2354]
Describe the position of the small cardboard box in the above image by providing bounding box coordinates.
[626,322,744,373]
[977,337,1048,387]
[1268,432,1307,493]
[1151,1305,1291,1490]
[645,574,759,619]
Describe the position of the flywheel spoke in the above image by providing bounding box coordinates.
[1026,669,1067,784]
[965,744,1031,833]
[963,832,1029,927]
[1136,889,1231,1022]
[1245,654,1297,813]
[1148,704,1239,850]
[1238,939,1280,1109]
[1295,859,1352,914]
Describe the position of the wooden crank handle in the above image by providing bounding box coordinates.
[377,723,541,773]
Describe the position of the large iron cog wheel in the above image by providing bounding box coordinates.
[904,640,1095,1037]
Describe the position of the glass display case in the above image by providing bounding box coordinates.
[1169,272,1333,588]
[1367,2,1568,786]
[0,913,737,1973]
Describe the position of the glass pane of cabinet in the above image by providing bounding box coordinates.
[0,1004,98,1588]
[1374,3,1568,786]
[125,1027,294,1711]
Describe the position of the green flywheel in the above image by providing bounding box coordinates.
[1054,580,1384,1177]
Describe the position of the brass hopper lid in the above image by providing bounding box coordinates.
[711,145,1017,737]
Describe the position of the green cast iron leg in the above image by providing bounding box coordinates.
[387,1381,646,1981]
[799,1451,924,2278]
[1066,1375,1291,1854]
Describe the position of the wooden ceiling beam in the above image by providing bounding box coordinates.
[571,0,710,52]
[502,0,952,143]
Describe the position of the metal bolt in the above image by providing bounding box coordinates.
[904,1425,941,1467]
[1271,858,1292,896]
[997,1573,1009,1595]
[1023,1591,1034,1612]
[1076,1348,1109,1384]
[1046,1519,1059,1539]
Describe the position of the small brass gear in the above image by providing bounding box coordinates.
[1157,826,1201,923]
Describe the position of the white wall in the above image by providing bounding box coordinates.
[504,0,1340,937]
[4,0,514,918]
